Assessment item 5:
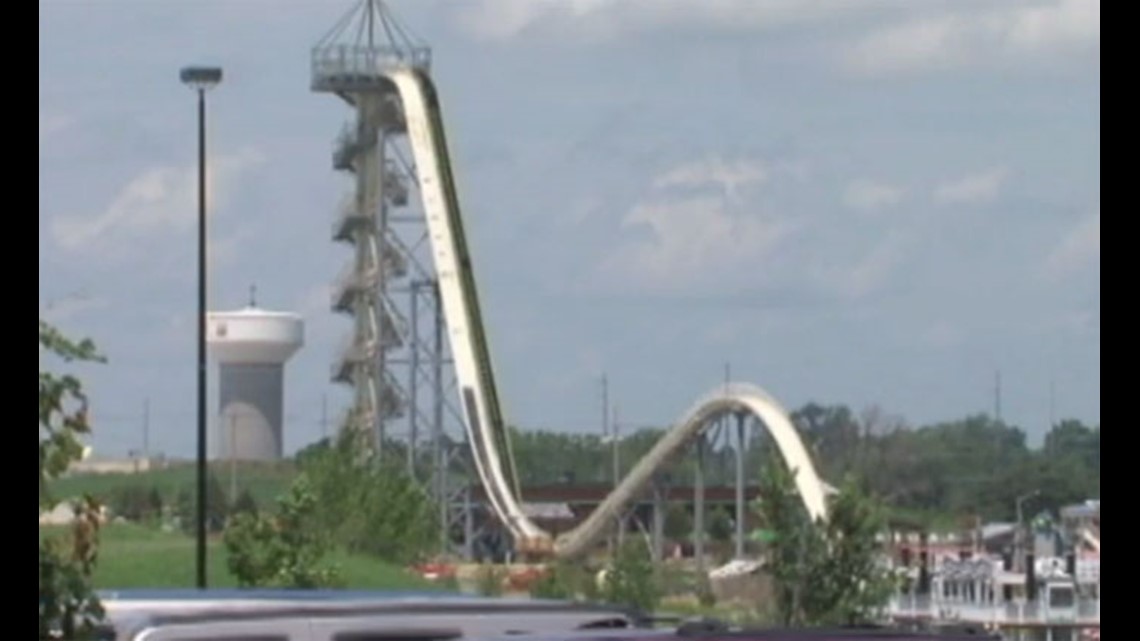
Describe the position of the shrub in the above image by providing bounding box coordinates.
[600,539,661,613]
[475,564,506,596]
[223,474,342,588]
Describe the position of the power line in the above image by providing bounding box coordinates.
[1049,377,1056,429]
[994,370,1002,422]
[142,398,150,459]
[321,394,329,439]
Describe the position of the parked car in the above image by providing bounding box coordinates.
[76,590,1001,641]
[468,619,1003,641]
[92,589,646,641]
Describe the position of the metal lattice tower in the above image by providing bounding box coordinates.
[310,0,429,454]
[312,0,474,553]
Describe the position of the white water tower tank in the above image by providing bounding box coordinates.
[207,302,303,461]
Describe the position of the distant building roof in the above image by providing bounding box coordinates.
[40,503,77,525]
[1062,500,1100,519]
[981,523,1016,540]
[521,502,574,520]
[39,501,108,526]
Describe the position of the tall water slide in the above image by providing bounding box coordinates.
[1080,528,1100,553]
[390,67,830,559]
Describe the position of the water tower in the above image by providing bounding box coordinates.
[207,294,304,461]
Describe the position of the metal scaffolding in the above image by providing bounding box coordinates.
[312,0,471,555]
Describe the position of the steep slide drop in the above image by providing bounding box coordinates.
[1080,528,1100,553]
[389,66,829,559]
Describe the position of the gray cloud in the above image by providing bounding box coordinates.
[844,179,905,212]
[50,148,266,254]
[450,0,1099,80]
[934,167,1010,205]
[843,0,1098,75]
[1046,209,1100,277]
[452,0,915,43]
[39,112,75,143]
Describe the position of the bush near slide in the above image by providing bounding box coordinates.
[224,474,343,588]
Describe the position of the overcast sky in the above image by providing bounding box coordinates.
[39,0,1100,459]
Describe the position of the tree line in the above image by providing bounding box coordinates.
[507,404,1099,524]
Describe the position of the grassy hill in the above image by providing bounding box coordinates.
[40,522,438,590]
[52,461,298,510]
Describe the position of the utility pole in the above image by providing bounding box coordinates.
[1049,377,1056,429]
[1015,490,1040,572]
[734,412,746,560]
[602,374,611,554]
[601,374,609,476]
[994,370,1002,423]
[612,403,620,488]
[613,402,623,546]
[320,394,329,441]
[229,413,238,504]
[142,398,150,462]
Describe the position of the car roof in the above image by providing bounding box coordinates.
[99,588,591,615]
[100,588,526,603]
[98,589,644,639]
[468,623,1002,641]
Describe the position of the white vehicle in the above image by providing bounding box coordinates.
[91,590,645,641]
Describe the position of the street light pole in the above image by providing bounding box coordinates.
[180,65,223,590]
[1015,489,1040,572]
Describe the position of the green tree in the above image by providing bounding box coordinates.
[300,430,438,564]
[809,478,897,624]
[707,506,734,542]
[174,489,194,534]
[664,503,693,542]
[474,563,506,596]
[754,452,825,627]
[111,485,164,523]
[111,486,148,522]
[175,478,230,535]
[1040,419,1100,501]
[232,488,259,516]
[601,539,661,613]
[39,320,106,640]
[223,474,342,588]
[146,487,164,523]
[791,403,861,480]
[293,437,330,467]
[206,475,230,532]
[530,559,594,601]
[755,448,895,627]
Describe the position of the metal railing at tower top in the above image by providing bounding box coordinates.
[310,0,428,78]
[311,0,431,84]
[312,44,431,86]
[314,43,428,74]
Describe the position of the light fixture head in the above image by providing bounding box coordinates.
[180,66,223,91]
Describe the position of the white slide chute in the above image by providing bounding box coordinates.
[389,66,829,558]
[1080,528,1100,553]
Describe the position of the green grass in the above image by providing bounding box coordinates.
[52,462,298,510]
[41,522,439,590]
[884,505,966,532]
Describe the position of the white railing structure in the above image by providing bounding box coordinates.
[888,553,1100,634]
[889,593,1101,627]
